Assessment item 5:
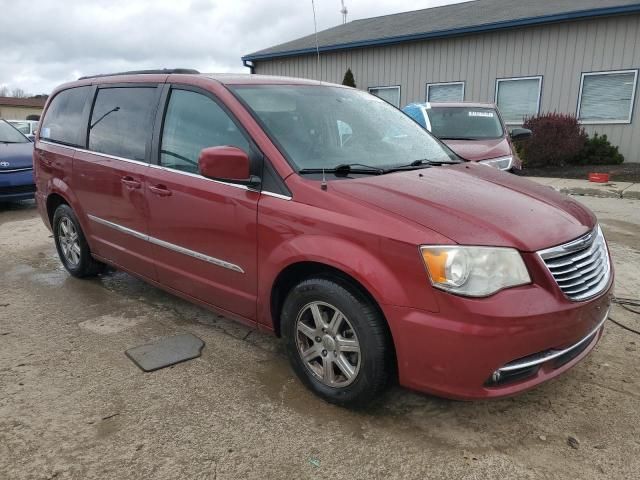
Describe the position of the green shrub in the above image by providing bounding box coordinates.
[342,68,356,88]
[519,113,587,167]
[571,133,624,165]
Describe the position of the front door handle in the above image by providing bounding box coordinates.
[121,176,141,189]
[41,153,53,167]
[149,184,172,197]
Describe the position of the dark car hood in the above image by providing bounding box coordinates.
[441,137,511,161]
[0,142,34,169]
[331,163,595,252]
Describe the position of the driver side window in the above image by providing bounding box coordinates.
[161,89,250,174]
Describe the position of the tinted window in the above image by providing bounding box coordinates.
[160,89,250,174]
[89,87,157,161]
[426,107,504,140]
[40,86,91,146]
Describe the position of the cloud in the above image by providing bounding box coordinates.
[0,0,464,94]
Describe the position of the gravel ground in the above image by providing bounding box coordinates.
[1,197,639,480]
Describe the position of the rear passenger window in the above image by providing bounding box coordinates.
[160,89,250,174]
[89,87,157,161]
[40,86,91,146]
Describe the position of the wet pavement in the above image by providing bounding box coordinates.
[1,198,639,479]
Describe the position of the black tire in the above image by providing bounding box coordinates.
[52,204,105,278]
[281,277,393,407]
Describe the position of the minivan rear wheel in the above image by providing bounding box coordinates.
[281,277,392,407]
[53,204,105,278]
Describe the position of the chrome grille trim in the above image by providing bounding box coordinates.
[538,226,611,301]
[497,307,609,373]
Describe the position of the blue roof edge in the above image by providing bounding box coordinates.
[242,4,640,62]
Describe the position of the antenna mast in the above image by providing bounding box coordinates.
[311,0,321,78]
[340,1,348,24]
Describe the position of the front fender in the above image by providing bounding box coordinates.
[257,233,439,330]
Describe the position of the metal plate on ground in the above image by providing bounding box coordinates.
[125,333,205,372]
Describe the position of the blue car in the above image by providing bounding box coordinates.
[0,119,35,202]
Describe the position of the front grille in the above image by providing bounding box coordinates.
[0,184,36,195]
[538,226,611,301]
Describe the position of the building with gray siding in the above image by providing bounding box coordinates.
[243,0,640,162]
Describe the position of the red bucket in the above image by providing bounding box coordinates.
[589,173,610,183]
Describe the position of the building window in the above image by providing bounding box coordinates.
[426,82,464,102]
[577,70,638,124]
[368,86,400,108]
[495,76,542,124]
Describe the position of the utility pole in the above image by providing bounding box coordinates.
[340,0,348,24]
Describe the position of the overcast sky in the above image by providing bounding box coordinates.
[0,0,466,95]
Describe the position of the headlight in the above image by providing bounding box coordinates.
[480,155,513,170]
[420,245,530,297]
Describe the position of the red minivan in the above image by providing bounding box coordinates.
[402,102,529,171]
[34,71,613,406]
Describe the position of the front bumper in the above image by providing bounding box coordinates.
[383,278,613,400]
[0,169,35,201]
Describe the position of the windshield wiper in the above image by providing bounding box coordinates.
[90,106,120,129]
[383,158,458,172]
[439,136,477,141]
[299,163,386,176]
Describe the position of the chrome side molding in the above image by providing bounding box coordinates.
[87,214,245,273]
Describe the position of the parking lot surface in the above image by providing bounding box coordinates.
[1,196,639,479]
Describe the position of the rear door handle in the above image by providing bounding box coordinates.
[149,184,172,197]
[121,176,141,189]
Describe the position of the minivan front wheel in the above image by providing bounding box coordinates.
[282,277,392,407]
[53,204,105,277]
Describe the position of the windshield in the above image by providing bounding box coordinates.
[0,120,29,143]
[9,121,31,135]
[427,107,504,140]
[232,85,458,171]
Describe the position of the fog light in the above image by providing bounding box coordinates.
[491,370,501,383]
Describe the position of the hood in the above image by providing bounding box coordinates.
[0,142,34,169]
[441,137,511,161]
[330,163,595,252]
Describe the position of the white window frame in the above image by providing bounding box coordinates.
[494,75,543,125]
[367,85,401,108]
[425,81,465,102]
[577,69,638,125]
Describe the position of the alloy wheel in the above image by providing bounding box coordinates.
[295,301,361,387]
[58,216,81,267]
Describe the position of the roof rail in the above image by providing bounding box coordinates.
[78,68,200,80]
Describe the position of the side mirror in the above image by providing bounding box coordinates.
[510,127,532,141]
[198,146,261,187]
